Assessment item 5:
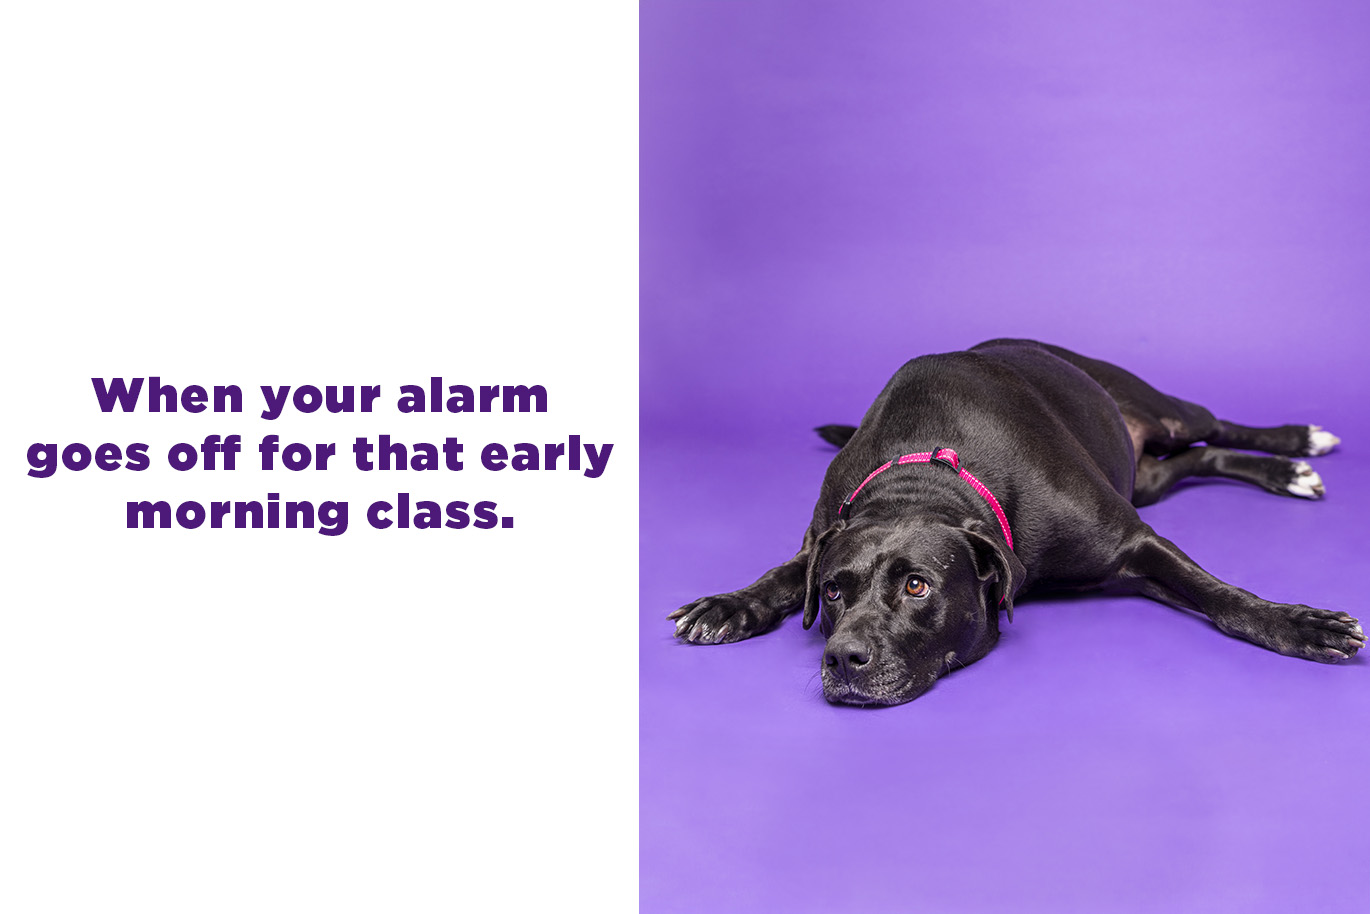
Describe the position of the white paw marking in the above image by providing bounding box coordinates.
[1307,426,1340,456]
[1287,461,1325,498]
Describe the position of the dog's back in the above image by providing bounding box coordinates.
[822,341,1136,511]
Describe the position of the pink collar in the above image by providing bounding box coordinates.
[837,447,1014,551]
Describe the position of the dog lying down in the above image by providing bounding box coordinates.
[670,339,1364,706]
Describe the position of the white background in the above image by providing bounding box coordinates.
[1,4,637,911]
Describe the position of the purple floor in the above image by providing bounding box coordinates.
[641,3,1370,911]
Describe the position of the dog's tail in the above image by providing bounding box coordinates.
[815,424,858,449]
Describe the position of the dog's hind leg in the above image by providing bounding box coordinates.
[1114,526,1364,662]
[1015,341,1341,460]
[1129,404,1338,460]
[1131,448,1326,507]
[1204,421,1340,457]
[670,530,815,644]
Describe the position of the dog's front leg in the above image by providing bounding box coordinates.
[1116,527,1365,662]
[669,529,815,644]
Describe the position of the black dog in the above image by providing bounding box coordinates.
[670,339,1364,706]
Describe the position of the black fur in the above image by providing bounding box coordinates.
[669,339,1363,706]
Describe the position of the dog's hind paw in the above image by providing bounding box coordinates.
[669,593,778,644]
[1286,461,1325,499]
[1304,425,1341,457]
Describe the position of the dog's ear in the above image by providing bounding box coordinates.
[962,521,1025,623]
[801,520,846,630]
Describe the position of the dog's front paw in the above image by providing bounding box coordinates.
[668,593,778,644]
[1217,604,1365,663]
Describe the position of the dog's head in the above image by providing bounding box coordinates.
[802,515,1023,706]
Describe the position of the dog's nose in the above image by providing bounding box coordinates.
[824,635,873,683]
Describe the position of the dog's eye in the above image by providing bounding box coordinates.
[823,581,842,602]
[905,576,930,598]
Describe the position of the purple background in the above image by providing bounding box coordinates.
[641,3,1370,912]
